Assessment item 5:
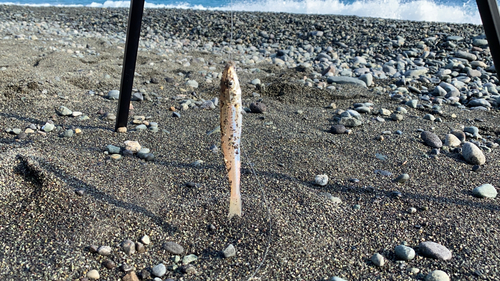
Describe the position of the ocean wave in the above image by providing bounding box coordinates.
[0,0,483,24]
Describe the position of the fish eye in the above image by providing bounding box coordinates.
[228,81,234,87]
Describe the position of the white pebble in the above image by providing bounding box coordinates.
[314,174,329,186]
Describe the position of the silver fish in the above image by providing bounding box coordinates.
[220,61,242,218]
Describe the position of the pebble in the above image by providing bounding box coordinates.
[97,246,112,256]
[106,145,121,154]
[423,114,436,121]
[314,174,329,186]
[63,129,74,137]
[182,254,198,265]
[42,123,55,132]
[172,112,181,118]
[394,244,415,260]
[163,241,184,255]
[110,154,122,160]
[57,105,72,116]
[421,131,442,148]
[140,235,150,245]
[472,184,497,198]
[444,134,461,147]
[250,102,266,113]
[330,124,346,134]
[87,269,100,279]
[135,242,146,253]
[329,277,347,281]
[371,253,385,267]
[394,173,409,183]
[223,244,236,258]
[122,271,140,281]
[451,130,466,142]
[122,240,136,255]
[135,124,147,130]
[107,90,120,100]
[186,80,198,88]
[419,241,452,260]
[462,142,486,165]
[102,259,116,269]
[425,270,450,281]
[152,263,166,277]
[124,140,141,153]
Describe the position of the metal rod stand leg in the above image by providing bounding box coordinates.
[477,0,500,79]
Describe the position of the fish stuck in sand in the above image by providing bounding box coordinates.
[220,61,243,219]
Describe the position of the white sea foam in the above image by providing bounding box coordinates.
[0,0,484,24]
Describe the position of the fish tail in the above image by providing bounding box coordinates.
[228,196,242,219]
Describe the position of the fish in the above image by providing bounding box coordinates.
[220,61,242,219]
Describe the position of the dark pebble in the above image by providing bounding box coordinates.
[390,191,402,198]
[421,131,442,148]
[430,148,440,155]
[330,125,346,134]
[186,182,196,187]
[136,242,146,253]
[163,241,184,255]
[349,178,360,183]
[103,259,116,269]
[75,189,85,196]
[472,165,480,171]
[120,263,133,272]
[150,77,159,84]
[16,132,27,139]
[249,102,266,113]
[139,269,151,280]
[172,112,181,118]
[89,245,99,253]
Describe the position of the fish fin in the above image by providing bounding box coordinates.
[228,197,242,219]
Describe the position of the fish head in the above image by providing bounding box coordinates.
[221,61,240,90]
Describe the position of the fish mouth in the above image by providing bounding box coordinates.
[222,61,239,88]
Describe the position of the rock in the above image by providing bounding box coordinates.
[42,123,55,132]
[152,263,166,277]
[404,67,428,78]
[314,174,329,186]
[87,269,100,280]
[131,92,143,101]
[423,114,436,121]
[391,113,404,121]
[124,140,141,153]
[63,129,74,137]
[329,277,347,281]
[341,117,362,127]
[450,130,466,142]
[327,76,367,88]
[223,244,236,258]
[394,173,409,183]
[182,254,198,265]
[472,184,497,198]
[97,246,112,256]
[468,99,491,107]
[379,108,391,116]
[330,125,346,134]
[462,142,486,165]
[102,259,116,269]
[406,99,418,108]
[163,241,184,255]
[444,134,461,147]
[117,127,127,133]
[57,106,73,116]
[140,235,150,245]
[359,73,373,87]
[186,80,198,88]
[122,271,140,281]
[107,90,120,100]
[135,242,146,253]
[456,50,477,61]
[371,253,385,267]
[421,131,442,148]
[110,154,122,160]
[122,240,136,255]
[425,270,450,281]
[419,241,452,260]
[250,78,261,85]
[395,245,415,260]
[106,145,121,154]
[135,124,147,131]
[250,102,266,113]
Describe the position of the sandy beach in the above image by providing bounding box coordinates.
[0,5,500,281]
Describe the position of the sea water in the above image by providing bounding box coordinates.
[0,0,491,24]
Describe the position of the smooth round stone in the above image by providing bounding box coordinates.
[405,99,418,108]
[391,113,404,121]
[341,117,362,127]
[250,78,261,85]
[419,241,452,260]
[57,105,73,116]
[87,269,100,279]
[186,80,198,88]
[182,254,198,265]
[63,129,74,137]
[396,106,408,114]
[425,270,450,281]
[314,174,329,186]
[329,277,347,281]
[172,112,181,118]
[444,134,461,147]
[135,124,147,130]
[102,259,116,269]
[330,125,346,134]
[371,253,385,267]
[354,106,371,113]
[223,244,236,258]
[107,90,120,100]
[472,184,497,198]
[408,267,420,275]
[423,114,436,121]
[163,241,184,255]
[421,131,442,148]
[117,127,127,133]
[11,128,22,135]
[106,145,121,154]
[462,142,486,165]
[136,242,146,253]
[395,245,415,260]
[379,108,391,116]
[97,246,112,256]
[122,240,136,255]
[250,102,266,113]
[142,153,155,161]
[464,126,479,135]
[110,154,122,160]
[394,173,409,183]
[152,263,166,277]
[450,130,466,142]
